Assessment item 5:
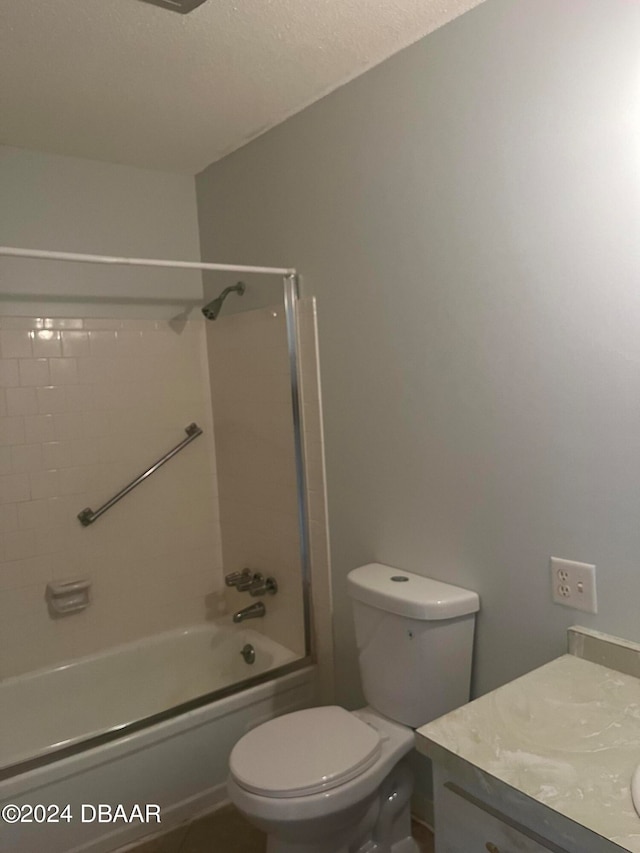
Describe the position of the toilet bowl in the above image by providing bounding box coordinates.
[227,564,479,853]
[229,706,417,853]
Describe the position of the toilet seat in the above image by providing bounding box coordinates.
[229,706,382,798]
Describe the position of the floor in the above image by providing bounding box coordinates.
[126,804,435,853]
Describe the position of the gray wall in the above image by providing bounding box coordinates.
[0,146,202,316]
[196,0,640,707]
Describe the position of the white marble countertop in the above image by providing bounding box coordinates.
[417,654,640,852]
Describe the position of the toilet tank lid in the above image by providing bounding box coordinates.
[347,564,480,620]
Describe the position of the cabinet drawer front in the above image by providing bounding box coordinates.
[438,783,567,853]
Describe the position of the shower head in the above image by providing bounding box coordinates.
[202,282,246,321]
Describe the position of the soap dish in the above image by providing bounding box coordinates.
[46,578,91,616]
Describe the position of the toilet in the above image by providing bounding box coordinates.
[227,563,479,853]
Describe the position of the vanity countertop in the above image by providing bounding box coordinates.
[417,652,640,852]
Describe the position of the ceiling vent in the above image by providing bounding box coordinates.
[138,0,208,12]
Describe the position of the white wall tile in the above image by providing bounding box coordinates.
[17,500,49,530]
[0,562,32,591]
[58,466,89,495]
[0,447,11,475]
[49,358,78,385]
[88,331,118,357]
[0,473,31,504]
[31,330,62,358]
[4,529,38,561]
[6,387,38,416]
[36,385,67,414]
[19,358,49,387]
[1,318,43,331]
[0,504,18,532]
[47,496,77,528]
[0,555,51,591]
[30,469,59,500]
[0,417,25,446]
[35,525,70,556]
[11,444,43,474]
[53,412,86,441]
[42,441,76,470]
[65,385,93,412]
[84,319,122,331]
[44,318,83,331]
[24,414,55,444]
[61,331,90,358]
[71,437,96,467]
[0,361,19,388]
[0,331,32,359]
[116,330,143,358]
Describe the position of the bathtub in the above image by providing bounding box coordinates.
[0,622,316,853]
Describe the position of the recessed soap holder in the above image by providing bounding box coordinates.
[46,578,91,616]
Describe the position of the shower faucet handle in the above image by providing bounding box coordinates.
[236,572,258,592]
[226,569,277,595]
[225,568,253,589]
[249,575,278,597]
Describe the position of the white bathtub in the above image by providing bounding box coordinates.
[0,622,317,853]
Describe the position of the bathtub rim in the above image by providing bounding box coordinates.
[0,618,291,688]
[0,654,314,783]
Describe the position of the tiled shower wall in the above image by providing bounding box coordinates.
[0,315,224,679]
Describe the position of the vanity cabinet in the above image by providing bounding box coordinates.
[418,639,640,853]
[428,758,620,853]
[436,777,567,853]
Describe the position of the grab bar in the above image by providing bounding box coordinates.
[77,422,203,527]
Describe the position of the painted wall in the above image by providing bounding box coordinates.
[196,0,640,710]
[0,146,203,314]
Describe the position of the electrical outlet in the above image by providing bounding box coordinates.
[550,557,597,613]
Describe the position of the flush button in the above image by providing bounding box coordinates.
[391,576,409,582]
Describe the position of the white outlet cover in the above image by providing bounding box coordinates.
[550,557,598,614]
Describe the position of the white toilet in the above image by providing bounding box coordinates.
[227,563,479,853]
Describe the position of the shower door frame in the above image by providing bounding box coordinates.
[0,248,315,779]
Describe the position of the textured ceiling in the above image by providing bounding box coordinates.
[0,0,485,174]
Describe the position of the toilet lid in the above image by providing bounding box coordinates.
[229,706,382,798]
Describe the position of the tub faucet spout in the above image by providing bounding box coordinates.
[233,601,266,623]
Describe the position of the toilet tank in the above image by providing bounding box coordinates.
[347,564,480,728]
